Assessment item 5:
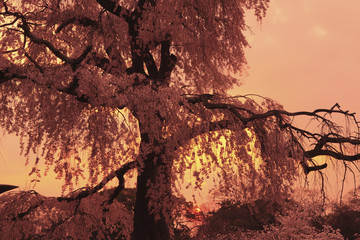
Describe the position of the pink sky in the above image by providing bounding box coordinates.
[1,0,360,199]
[236,0,360,113]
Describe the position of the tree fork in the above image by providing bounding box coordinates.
[57,161,137,203]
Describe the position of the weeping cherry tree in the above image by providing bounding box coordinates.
[1,0,360,239]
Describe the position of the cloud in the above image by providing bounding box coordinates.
[272,7,287,23]
[310,25,327,37]
[302,0,311,13]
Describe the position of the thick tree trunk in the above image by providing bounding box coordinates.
[132,139,173,240]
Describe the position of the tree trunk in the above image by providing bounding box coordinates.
[132,138,173,240]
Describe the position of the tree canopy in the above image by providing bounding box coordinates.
[1,0,360,239]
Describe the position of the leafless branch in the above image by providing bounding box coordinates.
[301,162,327,175]
[184,94,360,173]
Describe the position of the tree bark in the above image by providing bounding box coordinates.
[132,133,173,240]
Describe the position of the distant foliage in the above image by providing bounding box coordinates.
[327,189,360,240]
[258,207,342,240]
[196,199,279,236]
[195,191,345,240]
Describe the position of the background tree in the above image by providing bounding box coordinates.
[194,192,344,240]
[1,0,360,239]
[327,188,360,240]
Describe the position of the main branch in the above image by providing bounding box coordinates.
[19,20,92,69]
[58,161,137,202]
[184,94,360,172]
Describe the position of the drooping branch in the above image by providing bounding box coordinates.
[314,136,360,150]
[56,16,99,33]
[0,63,133,108]
[183,94,360,173]
[305,149,360,162]
[300,162,328,175]
[19,19,92,69]
[0,67,91,103]
[189,95,356,126]
[57,161,137,202]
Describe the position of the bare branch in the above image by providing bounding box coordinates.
[315,136,360,150]
[304,149,360,161]
[185,95,356,126]
[300,162,328,175]
[184,94,360,172]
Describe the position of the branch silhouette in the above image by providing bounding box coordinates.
[0,184,18,194]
